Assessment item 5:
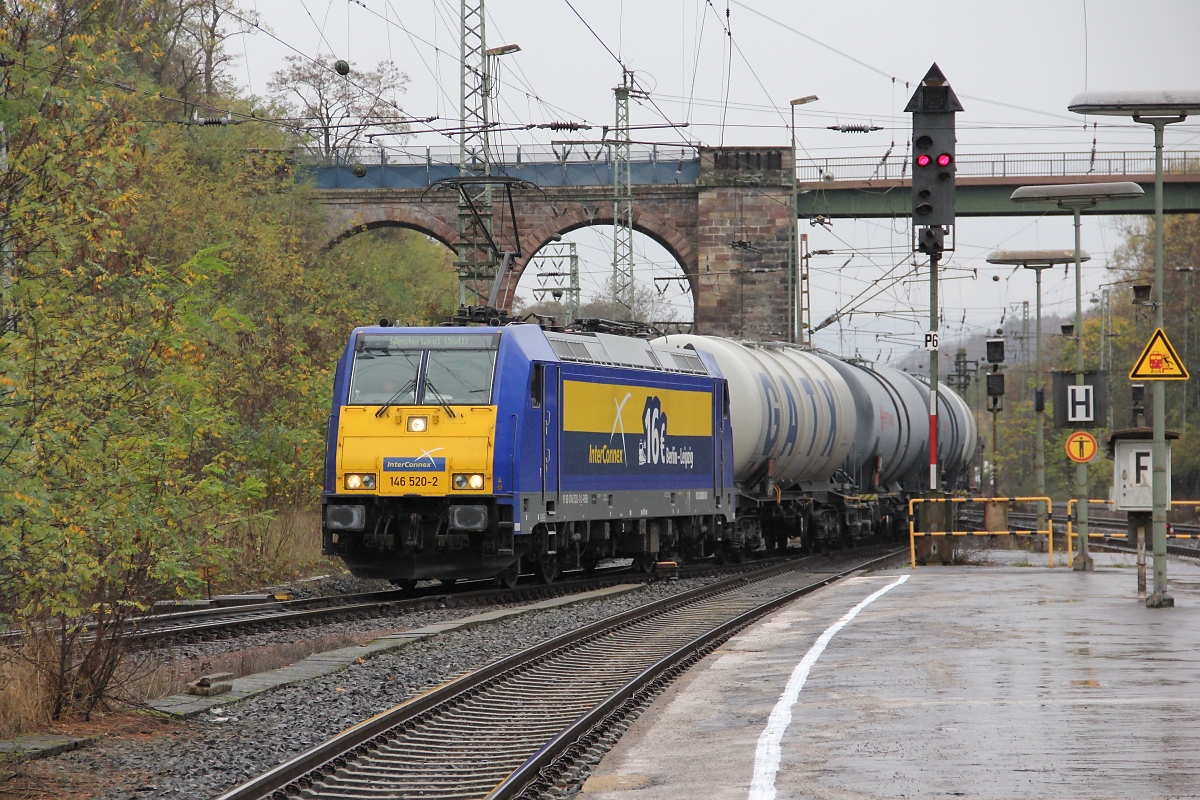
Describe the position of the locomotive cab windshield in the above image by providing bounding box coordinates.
[349,333,499,408]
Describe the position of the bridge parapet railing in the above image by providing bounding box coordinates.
[306,142,701,169]
[797,150,1200,183]
[908,496,1054,569]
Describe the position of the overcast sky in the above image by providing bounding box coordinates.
[232,0,1200,362]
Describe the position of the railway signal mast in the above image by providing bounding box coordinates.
[906,64,962,491]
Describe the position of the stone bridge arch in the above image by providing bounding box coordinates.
[323,196,459,252]
[496,202,699,310]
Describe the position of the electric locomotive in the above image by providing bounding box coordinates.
[321,323,735,588]
[321,319,978,586]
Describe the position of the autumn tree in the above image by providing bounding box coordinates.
[0,1,260,720]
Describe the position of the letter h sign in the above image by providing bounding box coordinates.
[1067,385,1094,423]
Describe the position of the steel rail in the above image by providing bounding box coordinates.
[487,548,903,800]
[2,556,793,649]
[126,556,796,645]
[960,508,1200,558]
[214,547,902,800]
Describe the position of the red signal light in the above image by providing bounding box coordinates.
[937,153,952,167]
[916,153,931,167]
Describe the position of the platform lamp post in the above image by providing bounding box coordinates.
[1069,91,1200,605]
[986,249,1088,533]
[1011,183,1145,571]
[789,95,818,343]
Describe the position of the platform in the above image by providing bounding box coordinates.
[580,555,1200,799]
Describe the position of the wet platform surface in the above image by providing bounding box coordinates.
[581,554,1200,799]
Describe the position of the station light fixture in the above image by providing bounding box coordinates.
[1067,90,1200,118]
[1009,182,1145,207]
[485,43,522,56]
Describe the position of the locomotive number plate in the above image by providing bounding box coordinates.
[387,475,440,488]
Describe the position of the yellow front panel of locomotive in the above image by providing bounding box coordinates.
[336,406,496,496]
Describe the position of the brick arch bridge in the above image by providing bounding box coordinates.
[319,147,797,340]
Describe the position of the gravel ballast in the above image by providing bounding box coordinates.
[57,574,735,799]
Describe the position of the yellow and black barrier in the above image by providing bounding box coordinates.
[1066,498,1200,561]
[908,496,1054,569]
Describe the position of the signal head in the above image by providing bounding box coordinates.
[937,153,952,167]
[916,153,932,167]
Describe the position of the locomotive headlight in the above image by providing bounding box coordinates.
[344,473,376,491]
[453,473,485,490]
[407,415,428,432]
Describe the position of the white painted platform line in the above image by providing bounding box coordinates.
[747,575,910,800]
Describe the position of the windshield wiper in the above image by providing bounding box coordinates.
[422,377,458,418]
[375,377,417,418]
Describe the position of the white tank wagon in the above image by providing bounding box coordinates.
[932,377,978,480]
[818,357,932,488]
[879,369,978,487]
[653,335,978,551]
[656,336,856,485]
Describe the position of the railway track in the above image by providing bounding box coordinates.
[958,507,1200,559]
[1,554,812,650]
[215,546,902,800]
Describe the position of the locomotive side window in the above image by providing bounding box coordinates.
[530,364,544,408]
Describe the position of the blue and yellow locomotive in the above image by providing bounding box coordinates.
[321,324,735,587]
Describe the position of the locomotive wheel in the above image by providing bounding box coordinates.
[633,554,658,574]
[389,578,418,593]
[494,562,519,589]
[535,555,560,584]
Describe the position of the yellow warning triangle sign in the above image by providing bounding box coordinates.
[1130,327,1190,380]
